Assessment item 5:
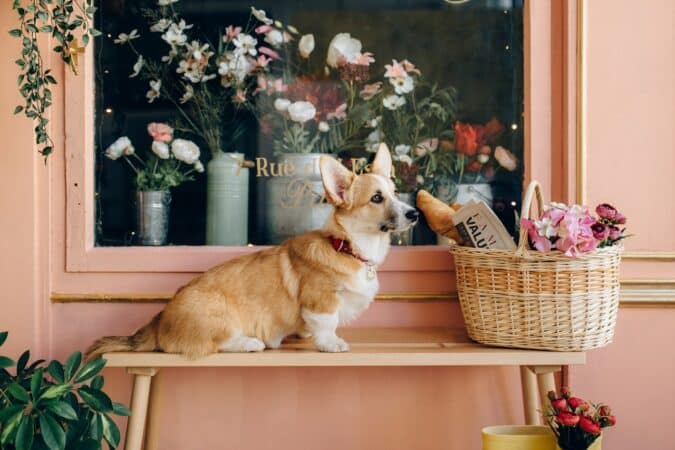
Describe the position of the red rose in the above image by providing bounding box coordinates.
[579,416,601,434]
[557,411,580,426]
[454,122,479,156]
[606,415,616,426]
[551,398,568,411]
[568,397,588,411]
[466,161,482,172]
[597,405,612,417]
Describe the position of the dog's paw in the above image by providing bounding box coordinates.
[219,336,265,353]
[315,336,350,353]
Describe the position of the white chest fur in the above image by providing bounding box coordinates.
[337,265,379,325]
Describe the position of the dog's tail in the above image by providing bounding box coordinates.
[85,313,161,361]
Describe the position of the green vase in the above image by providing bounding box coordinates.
[206,152,249,246]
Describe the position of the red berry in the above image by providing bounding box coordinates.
[579,416,601,434]
[557,411,580,426]
[551,398,568,411]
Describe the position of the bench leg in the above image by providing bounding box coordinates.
[532,365,560,426]
[125,368,157,450]
[144,369,163,450]
[520,366,540,425]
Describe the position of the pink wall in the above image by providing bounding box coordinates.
[1,1,674,450]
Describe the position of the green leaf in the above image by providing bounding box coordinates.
[74,358,106,384]
[0,331,7,346]
[31,368,44,398]
[14,414,34,450]
[77,387,112,412]
[77,439,101,450]
[40,384,71,401]
[0,405,23,422]
[0,408,23,444]
[45,400,77,421]
[111,402,131,417]
[16,350,29,374]
[7,382,30,402]
[0,356,15,368]
[39,413,66,450]
[64,352,82,381]
[90,375,104,390]
[100,413,120,448]
[8,29,22,37]
[47,360,64,383]
[87,412,102,441]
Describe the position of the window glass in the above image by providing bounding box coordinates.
[95,0,524,246]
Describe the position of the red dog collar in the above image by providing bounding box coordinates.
[330,237,370,263]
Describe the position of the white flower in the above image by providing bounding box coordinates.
[233,34,258,57]
[326,33,362,68]
[416,175,425,185]
[414,138,438,157]
[186,40,211,61]
[274,98,291,112]
[129,55,143,78]
[113,29,139,44]
[177,60,202,83]
[394,144,411,160]
[194,160,204,173]
[287,25,299,35]
[158,0,178,5]
[151,141,170,159]
[390,75,414,95]
[287,101,316,123]
[161,48,177,63]
[399,155,413,165]
[218,53,252,85]
[264,29,285,48]
[535,217,558,238]
[146,80,161,103]
[174,19,193,32]
[161,25,187,47]
[179,85,194,104]
[367,129,383,143]
[298,34,315,58]
[318,121,330,132]
[150,18,171,32]
[383,94,406,110]
[477,154,490,164]
[550,202,567,210]
[251,7,273,25]
[105,137,133,160]
[171,139,200,164]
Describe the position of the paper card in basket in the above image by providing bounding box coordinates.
[451,200,516,250]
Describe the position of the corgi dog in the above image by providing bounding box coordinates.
[86,144,418,359]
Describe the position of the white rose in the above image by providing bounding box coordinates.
[287,101,316,123]
[274,98,291,112]
[151,141,170,159]
[298,34,315,58]
[318,121,330,132]
[171,139,200,164]
[264,29,284,48]
[194,160,205,173]
[326,33,362,68]
[105,136,133,160]
[383,94,406,111]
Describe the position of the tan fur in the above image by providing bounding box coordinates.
[86,145,417,359]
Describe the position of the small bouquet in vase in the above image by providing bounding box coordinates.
[546,388,616,450]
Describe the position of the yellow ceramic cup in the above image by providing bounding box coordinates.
[482,426,602,450]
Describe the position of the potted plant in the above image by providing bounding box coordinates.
[0,331,130,450]
[104,123,202,246]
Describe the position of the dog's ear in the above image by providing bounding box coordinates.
[320,155,355,208]
[370,143,392,178]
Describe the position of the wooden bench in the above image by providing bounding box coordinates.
[104,327,585,450]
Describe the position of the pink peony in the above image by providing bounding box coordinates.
[147,122,173,143]
[596,203,617,220]
[591,222,609,240]
[521,218,552,252]
[608,225,622,240]
[614,212,626,224]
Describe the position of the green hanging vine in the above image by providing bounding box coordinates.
[9,0,98,158]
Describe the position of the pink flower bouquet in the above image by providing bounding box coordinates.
[521,202,628,256]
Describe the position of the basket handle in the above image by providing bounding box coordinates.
[517,180,545,252]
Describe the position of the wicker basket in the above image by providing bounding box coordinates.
[450,181,622,352]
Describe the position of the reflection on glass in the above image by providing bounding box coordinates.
[95,0,523,246]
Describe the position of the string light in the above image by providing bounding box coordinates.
[104,107,113,114]
[511,123,518,130]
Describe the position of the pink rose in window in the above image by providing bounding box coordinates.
[147,122,174,143]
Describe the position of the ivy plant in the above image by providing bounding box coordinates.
[9,0,99,158]
[0,331,130,450]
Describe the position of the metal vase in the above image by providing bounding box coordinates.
[391,192,415,246]
[206,152,249,246]
[136,190,171,246]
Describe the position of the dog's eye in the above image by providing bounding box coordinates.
[371,193,384,204]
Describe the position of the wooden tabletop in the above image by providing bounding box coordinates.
[103,327,586,368]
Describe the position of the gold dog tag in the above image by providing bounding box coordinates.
[366,264,377,280]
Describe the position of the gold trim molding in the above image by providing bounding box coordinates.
[52,284,675,306]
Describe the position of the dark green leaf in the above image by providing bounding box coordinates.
[111,402,131,417]
[0,405,23,422]
[0,408,22,444]
[47,360,64,383]
[77,439,101,450]
[87,412,102,441]
[0,331,7,346]
[16,350,29,374]
[31,368,44,398]
[40,384,71,401]
[39,413,66,450]
[74,358,106,384]
[77,387,112,412]
[46,400,77,421]
[9,29,22,37]
[7,382,30,403]
[64,352,82,381]
[100,413,120,448]
[0,356,15,368]
[14,414,34,450]
[90,375,104,390]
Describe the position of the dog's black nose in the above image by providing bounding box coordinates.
[405,209,420,221]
